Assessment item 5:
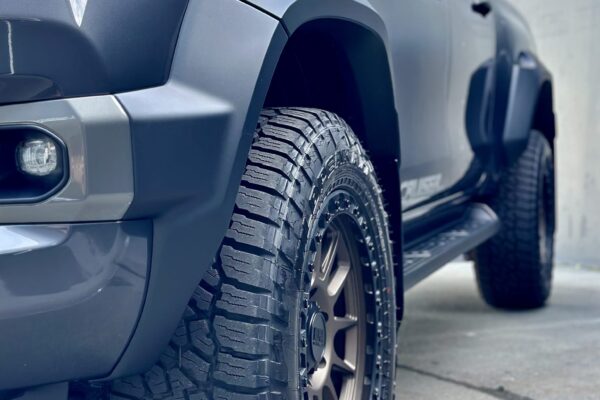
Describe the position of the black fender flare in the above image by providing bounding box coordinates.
[501,52,555,165]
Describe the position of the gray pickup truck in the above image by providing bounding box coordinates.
[0,1,555,399]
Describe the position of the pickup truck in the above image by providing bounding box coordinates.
[0,1,555,399]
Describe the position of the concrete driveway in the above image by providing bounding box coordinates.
[395,262,600,400]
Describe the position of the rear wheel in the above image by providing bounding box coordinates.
[103,108,396,399]
[475,131,555,309]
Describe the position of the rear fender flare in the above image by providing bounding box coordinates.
[501,52,555,165]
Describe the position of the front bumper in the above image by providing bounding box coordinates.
[0,80,236,390]
[0,220,151,390]
[0,94,146,390]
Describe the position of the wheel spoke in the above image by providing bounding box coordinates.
[308,365,328,398]
[306,384,320,400]
[328,261,351,300]
[331,316,358,334]
[324,375,339,400]
[330,352,356,376]
[320,229,340,281]
[310,286,331,314]
[311,228,340,292]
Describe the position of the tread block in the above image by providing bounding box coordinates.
[191,285,215,314]
[226,214,280,255]
[168,368,196,392]
[111,376,146,398]
[180,350,210,383]
[236,186,286,226]
[189,319,215,357]
[146,365,171,396]
[216,284,288,323]
[215,316,273,357]
[220,245,280,291]
[213,354,285,390]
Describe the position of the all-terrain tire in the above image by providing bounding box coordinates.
[475,131,556,309]
[103,108,396,399]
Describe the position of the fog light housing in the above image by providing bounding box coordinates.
[0,125,68,204]
[17,138,58,176]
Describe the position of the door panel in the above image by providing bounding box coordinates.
[370,0,453,209]
[371,0,497,212]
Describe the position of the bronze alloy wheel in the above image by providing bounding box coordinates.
[306,216,368,400]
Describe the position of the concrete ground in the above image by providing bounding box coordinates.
[395,262,600,400]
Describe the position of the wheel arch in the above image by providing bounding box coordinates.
[246,1,400,161]
[262,14,404,321]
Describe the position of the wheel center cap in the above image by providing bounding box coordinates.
[308,309,327,366]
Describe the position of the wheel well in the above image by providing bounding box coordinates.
[263,18,403,319]
[532,80,556,150]
[264,19,399,161]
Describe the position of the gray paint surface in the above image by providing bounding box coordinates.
[0,221,151,389]
[396,262,600,399]
[507,0,600,265]
[0,0,188,104]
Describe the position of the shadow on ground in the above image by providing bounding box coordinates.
[395,262,600,400]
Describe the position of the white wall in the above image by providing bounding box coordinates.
[508,0,600,265]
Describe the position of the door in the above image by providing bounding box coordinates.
[370,0,454,210]
[371,0,497,212]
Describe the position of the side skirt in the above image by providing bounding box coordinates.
[403,203,500,291]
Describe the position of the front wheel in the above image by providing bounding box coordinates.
[107,108,397,400]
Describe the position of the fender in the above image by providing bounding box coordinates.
[502,52,554,165]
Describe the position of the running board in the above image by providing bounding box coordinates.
[403,204,500,290]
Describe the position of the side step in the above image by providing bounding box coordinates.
[403,203,500,291]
